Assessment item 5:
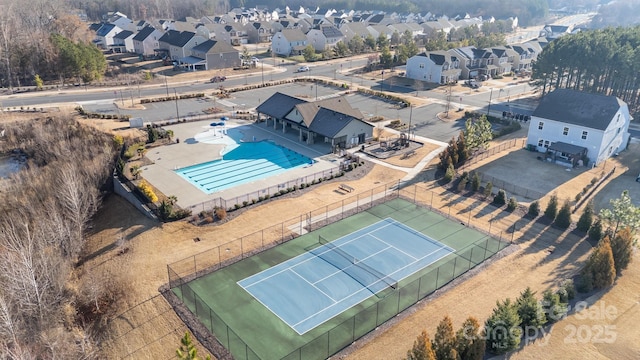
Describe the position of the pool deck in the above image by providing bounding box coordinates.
[141,119,340,209]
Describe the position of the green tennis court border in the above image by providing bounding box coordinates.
[168,197,511,360]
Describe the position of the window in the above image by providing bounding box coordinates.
[538,139,544,147]
[563,127,569,136]
[538,121,544,130]
[582,131,588,140]
[617,127,621,134]
[419,63,424,68]
[544,140,550,148]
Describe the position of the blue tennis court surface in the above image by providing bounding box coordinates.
[238,218,454,334]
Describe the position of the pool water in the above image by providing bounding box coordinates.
[176,141,313,194]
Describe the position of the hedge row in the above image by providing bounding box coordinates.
[140,93,205,104]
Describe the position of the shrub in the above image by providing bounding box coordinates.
[470,172,481,192]
[576,201,594,232]
[588,218,603,242]
[137,180,158,203]
[234,204,241,210]
[483,182,493,198]
[493,189,506,206]
[561,279,576,301]
[243,201,249,206]
[507,197,518,212]
[443,163,455,183]
[528,201,540,217]
[541,289,566,323]
[457,176,469,192]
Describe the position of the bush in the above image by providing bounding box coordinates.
[507,197,518,212]
[541,290,567,323]
[137,180,158,203]
[493,189,506,206]
[444,163,455,183]
[457,175,469,192]
[561,279,576,301]
[471,172,481,192]
[528,201,540,217]
[576,275,594,293]
[214,207,227,220]
[576,201,594,232]
[588,218,603,242]
[483,182,493,198]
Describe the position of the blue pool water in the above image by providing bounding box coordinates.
[176,141,313,194]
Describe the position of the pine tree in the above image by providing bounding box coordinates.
[444,163,455,183]
[582,236,616,290]
[456,317,485,360]
[177,332,211,360]
[541,289,567,323]
[588,217,603,242]
[457,131,468,164]
[610,227,634,275]
[471,172,481,192]
[407,330,437,360]
[554,200,572,229]
[493,189,506,206]
[576,201,594,232]
[507,197,518,212]
[544,194,558,220]
[483,182,493,198]
[485,299,522,354]
[516,287,546,331]
[433,315,457,360]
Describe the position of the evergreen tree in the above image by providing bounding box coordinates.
[544,194,558,220]
[433,316,457,360]
[493,189,506,206]
[507,197,518,212]
[541,289,567,323]
[588,218,603,243]
[456,131,468,164]
[407,330,437,360]
[582,236,616,290]
[456,317,485,360]
[610,227,634,275]
[528,201,540,217]
[177,332,210,360]
[554,200,572,229]
[516,287,546,331]
[302,44,316,61]
[483,182,493,198]
[471,172,481,192]
[485,299,522,354]
[365,34,377,51]
[599,190,640,234]
[444,163,455,183]
[464,115,493,151]
[576,201,594,232]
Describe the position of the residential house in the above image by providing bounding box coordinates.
[225,24,249,45]
[539,24,572,39]
[340,22,370,42]
[257,92,373,149]
[246,21,275,43]
[450,46,511,79]
[306,24,345,52]
[405,51,461,84]
[158,30,207,61]
[488,46,517,75]
[527,89,631,167]
[367,24,393,40]
[111,30,135,53]
[506,43,538,72]
[271,29,308,56]
[109,12,135,32]
[187,40,240,71]
[94,23,122,48]
[133,26,163,57]
[196,23,232,44]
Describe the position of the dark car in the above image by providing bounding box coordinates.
[210,76,227,83]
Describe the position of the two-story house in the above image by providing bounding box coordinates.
[506,43,538,73]
[271,29,308,56]
[94,23,122,48]
[405,51,461,84]
[527,89,631,167]
[111,30,135,53]
[158,30,207,61]
[188,40,240,70]
[306,24,345,52]
[133,26,163,57]
[246,21,275,43]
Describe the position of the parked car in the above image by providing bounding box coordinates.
[210,76,226,83]
[464,79,481,89]
[251,57,260,62]
[296,66,310,73]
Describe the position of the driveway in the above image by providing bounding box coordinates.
[591,140,640,211]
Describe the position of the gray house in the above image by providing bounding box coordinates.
[189,40,240,70]
[132,26,163,57]
[257,92,373,150]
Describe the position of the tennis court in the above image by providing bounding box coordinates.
[238,218,453,334]
[170,197,509,360]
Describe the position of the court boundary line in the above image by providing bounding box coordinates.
[238,217,456,335]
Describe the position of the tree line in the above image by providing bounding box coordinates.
[0,115,120,357]
[532,26,640,115]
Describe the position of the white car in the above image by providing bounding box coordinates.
[296,66,310,73]
[251,57,260,62]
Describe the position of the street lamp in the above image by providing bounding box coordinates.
[487,88,493,116]
[381,70,385,90]
[408,104,413,140]
[173,89,179,120]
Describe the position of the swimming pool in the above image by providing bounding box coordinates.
[175,141,313,194]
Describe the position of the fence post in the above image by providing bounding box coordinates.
[469,247,474,269]
[435,267,440,288]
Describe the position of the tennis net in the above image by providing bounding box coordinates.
[317,236,397,291]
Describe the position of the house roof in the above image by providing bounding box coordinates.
[191,39,237,54]
[96,23,116,36]
[133,26,157,41]
[257,92,307,119]
[158,30,196,47]
[548,141,587,155]
[532,89,625,131]
[293,97,363,128]
[308,107,360,138]
[280,28,307,41]
[89,23,102,32]
[113,30,133,39]
[318,24,343,38]
[426,50,457,65]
